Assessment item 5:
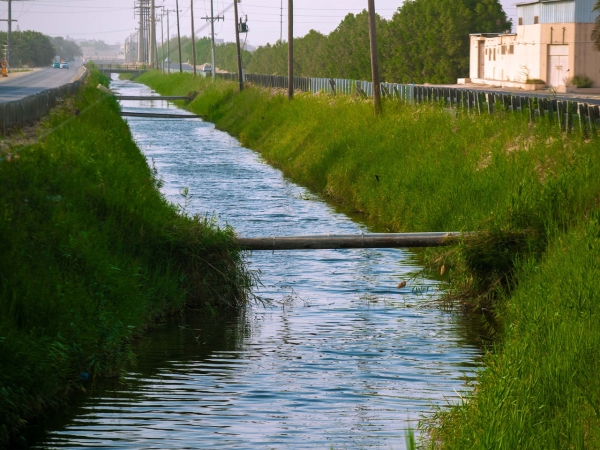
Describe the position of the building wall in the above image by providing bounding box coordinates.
[574,23,600,86]
[469,0,600,88]
[469,22,599,87]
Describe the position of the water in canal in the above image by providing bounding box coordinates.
[32,78,483,449]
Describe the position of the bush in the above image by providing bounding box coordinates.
[567,75,593,88]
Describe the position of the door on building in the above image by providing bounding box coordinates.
[547,45,569,87]
[478,41,485,79]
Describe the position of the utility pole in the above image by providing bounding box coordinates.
[149,0,155,66]
[7,0,11,67]
[135,0,150,63]
[202,0,224,82]
[154,5,164,70]
[190,0,196,76]
[175,0,183,73]
[280,0,283,42]
[167,9,171,74]
[233,0,243,92]
[160,9,165,72]
[287,0,293,100]
[367,0,381,115]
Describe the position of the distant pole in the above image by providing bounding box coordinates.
[233,0,243,91]
[176,0,183,73]
[150,0,155,66]
[287,0,293,100]
[167,10,171,74]
[367,0,381,115]
[191,0,197,76]
[280,0,283,42]
[210,0,216,81]
[160,11,165,72]
[138,1,144,62]
[7,0,11,67]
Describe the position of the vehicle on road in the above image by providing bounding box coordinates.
[60,62,69,69]
[53,62,60,69]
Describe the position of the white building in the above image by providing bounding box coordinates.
[466,0,600,91]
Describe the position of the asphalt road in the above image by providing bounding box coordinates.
[0,61,84,104]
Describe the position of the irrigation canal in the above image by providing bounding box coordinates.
[32,77,485,449]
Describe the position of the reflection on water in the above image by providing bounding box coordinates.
[31,77,483,449]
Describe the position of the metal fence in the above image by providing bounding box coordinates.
[215,72,599,133]
[0,70,88,135]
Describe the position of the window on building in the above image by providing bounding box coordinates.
[518,17,523,25]
[534,16,539,24]
[493,48,496,61]
[501,45,506,55]
[509,44,514,54]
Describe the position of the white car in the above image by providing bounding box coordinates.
[60,62,69,69]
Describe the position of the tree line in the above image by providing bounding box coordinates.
[159,0,512,83]
[247,0,511,84]
[0,31,81,67]
[159,0,510,84]
[157,0,600,84]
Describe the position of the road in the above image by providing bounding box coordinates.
[0,61,84,104]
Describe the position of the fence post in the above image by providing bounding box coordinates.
[588,104,598,135]
[577,103,586,132]
[557,101,564,130]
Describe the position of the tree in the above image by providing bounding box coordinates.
[0,30,55,67]
[381,0,511,84]
[326,11,386,81]
[593,0,600,50]
[50,37,82,61]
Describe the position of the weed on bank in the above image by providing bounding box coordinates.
[137,71,600,448]
[0,71,252,446]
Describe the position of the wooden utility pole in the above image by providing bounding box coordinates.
[200,2,225,81]
[287,0,293,100]
[233,0,244,92]
[176,0,183,73]
[367,0,381,115]
[7,0,12,68]
[150,0,156,67]
[166,10,171,74]
[191,0,197,76]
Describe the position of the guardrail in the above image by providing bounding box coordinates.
[0,69,88,135]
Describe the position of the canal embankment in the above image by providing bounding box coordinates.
[0,71,252,447]
[136,70,600,448]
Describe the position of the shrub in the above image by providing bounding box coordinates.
[567,75,593,88]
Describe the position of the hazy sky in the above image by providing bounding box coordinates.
[1,0,517,46]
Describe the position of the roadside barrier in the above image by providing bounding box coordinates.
[215,72,600,134]
[0,69,88,135]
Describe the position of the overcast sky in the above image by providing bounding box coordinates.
[1,0,517,46]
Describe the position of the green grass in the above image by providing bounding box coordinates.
[137,71,600,448]
[0,71,253,446]
[427,218,600,448]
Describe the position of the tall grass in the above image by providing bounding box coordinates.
[0,71,252,446]
[137,71,600,447]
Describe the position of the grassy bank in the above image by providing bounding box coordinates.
[137,71,600,447]
[0,71,252,446]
